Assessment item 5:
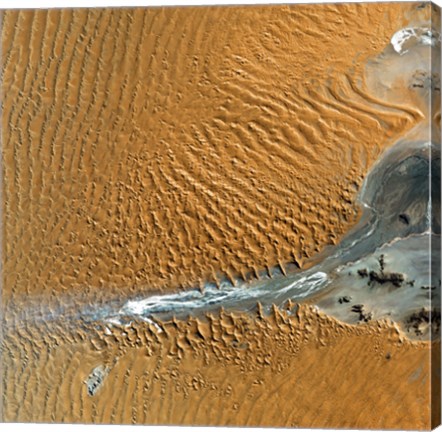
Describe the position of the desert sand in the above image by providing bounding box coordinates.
[1,304,440,428]
[0,1,440,429]
[1,3,423,302]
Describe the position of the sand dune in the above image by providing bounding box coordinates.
[1,2,440,428]
[2,305,439,428]
[1,4,421,308]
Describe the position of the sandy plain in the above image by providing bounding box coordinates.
[2,304,440,428]
[0,1,440,429]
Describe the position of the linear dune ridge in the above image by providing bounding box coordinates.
[0,2,440,429]
[1,3,420,302]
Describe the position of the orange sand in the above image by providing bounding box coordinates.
[1,3,422,304]
[1,305,439,428]
[0,2,440,429]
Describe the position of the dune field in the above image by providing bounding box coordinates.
[1,2,440,429]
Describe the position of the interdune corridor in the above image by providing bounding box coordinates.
[0,2,440,428]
